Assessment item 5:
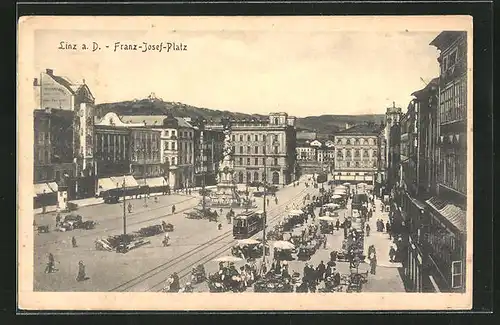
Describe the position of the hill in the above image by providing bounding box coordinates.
[95,97,385,135]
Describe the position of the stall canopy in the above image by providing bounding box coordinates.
[34,183,53,196]
[98,178,117,192]
[135,177,167,187]
[426,197,466,233]
[110,176,139,188]
[47,182,59,192]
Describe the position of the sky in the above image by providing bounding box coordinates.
[33,22,442,117]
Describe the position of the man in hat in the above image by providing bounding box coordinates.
[76,260,86,282]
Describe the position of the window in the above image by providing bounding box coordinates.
[171,157,176,165]
[255,135,259,141]
[232,135,235,141]
[247,135,251,142]
[337,150,343,158]
[346,139,351,145]
[240,135,243,141]
[346,150,351,158]
[355,173,359,176]
[355,138,359,145]
[239,146,243,154]
[355,162,360,167]
[337,172,341,176]
[254,172,259,182]
[247,158,251,165]
[172,142,176,150]
[274,158,278,166]
[172,131,176,137]
[239,157,243,165]
[262,158,265,165]
[346,162,350,167]
[262,135,266,141]
[254,158,258,165]
[451,260,463,289]
[364,149,369,157]
[255,146,258,154]
[355,150,360,157]
[274,146,279,154]
[247,146,251,153]
[246,172,251,183]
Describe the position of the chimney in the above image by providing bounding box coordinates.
[33,78,39,86]
[46,69,54,75]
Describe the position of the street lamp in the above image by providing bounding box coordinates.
[262,136,280,269]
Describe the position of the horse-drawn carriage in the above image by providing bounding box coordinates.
[231,238,269,259]
[296,243,316,261]
[185,208,219,222]
[253,275,294,293]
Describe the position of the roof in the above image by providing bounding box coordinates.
[334,123,382,136]
[411,78,439,98]
[120,115,194,129]
[426,196,466,233]
[47,72,95,102]
[429,31,466,50]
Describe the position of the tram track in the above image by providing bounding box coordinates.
[108,186,314,292]
[35,196,198,248]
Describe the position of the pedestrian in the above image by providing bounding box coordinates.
[218,223,222,230]
[335,219,340,230]
[45,253,55,273]
[267,198,270,206]
[72,236,77,248]
[369,252,377,275]
[172,204,176,215]
[155,196,158,203]
[163,232,170,247]
[55,213,61,227]
[316,261,326,283]
[76,260,87,281]
[381,221,385,232]
[128,203,133,214]
[275,197,278,205]
[365,224,370,237]
[389,246,396,262]
[323,235,327,249]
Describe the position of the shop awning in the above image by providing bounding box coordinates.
[98,178,117,192]
[34,183,53,196]
[426,196,466,233]
[47,182,58,192]
[135,177,168,187]
[110,175,139,188]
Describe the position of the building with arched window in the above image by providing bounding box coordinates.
[205,112,297,185]
[333,123,383,184]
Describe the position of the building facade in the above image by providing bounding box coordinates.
[33,69,96,200]
[425,31,468,292]
[101,113,197,189]
[191,119,224,187]
[333,124,381,184]
[206,113,297,185]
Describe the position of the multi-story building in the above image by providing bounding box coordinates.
[206,112,297,185]
[99,112,196,189]
[383,103,403,192]
[332,123,381,185]
[420,31,467,292]
[397,78,440,292]
[33,69,96,200]
[190,119,224,187]
[295,139,334,175]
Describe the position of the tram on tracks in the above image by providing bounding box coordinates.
[233,210,264,239]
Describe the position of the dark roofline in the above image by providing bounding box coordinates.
[411,78,439,98]
[429,31,465,50]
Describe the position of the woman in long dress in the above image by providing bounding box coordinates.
[76,260,86,281]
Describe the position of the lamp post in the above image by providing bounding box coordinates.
[122,177,126,235]
[262,136,279,269]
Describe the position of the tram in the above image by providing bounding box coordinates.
[233,210,264,239]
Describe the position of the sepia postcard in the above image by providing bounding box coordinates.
[17,15,473,311]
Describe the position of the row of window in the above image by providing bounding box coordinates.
[232,134,279,143]
[236,157,280,166]
[336,149,377,158]
[35,149,50,165]
[237,145,280,154]
[162,130,195,138]
[439,151,466,195]
[336,138,377,146]
[336,172,371,176]
[440,77,467,124]
[338,161,377,168]
[441,40,465,75]
[36,131,51,145]
[236,171,281,184]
